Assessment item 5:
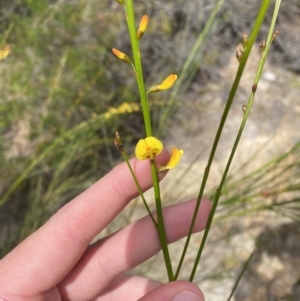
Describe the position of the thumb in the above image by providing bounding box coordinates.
[138,280,205,301]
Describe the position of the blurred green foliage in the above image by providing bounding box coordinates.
[1,0,223,257]
[0,0,144,255]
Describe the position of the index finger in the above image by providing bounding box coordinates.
[0,150,170,297]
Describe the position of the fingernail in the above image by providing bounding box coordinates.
[172,290,204,301]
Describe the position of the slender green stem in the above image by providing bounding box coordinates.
[189,0,281,282]
[122,151,158,227]
[124,0,173,281]
[124,0,152,136]
[151,159,174,281]
[175,0,272,280]
[226,248,256,301]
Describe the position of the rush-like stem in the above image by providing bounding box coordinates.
[124,0,174,281]
[151,159,174,281]
[175,0,272,280]
[226,248,256,301]
[189,0,280,281]
[124,1,152,137]
[122,151,158,227]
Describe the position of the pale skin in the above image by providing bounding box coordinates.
[0,149,211,301]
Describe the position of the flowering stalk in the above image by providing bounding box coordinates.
[123,0,152,137]
[116,0,175,281]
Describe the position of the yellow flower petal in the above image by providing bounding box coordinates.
[158,147,183,172]
[0,44,11,61]
[135,136,163,160]
[137,15,148,41]
[112,48,132,64]
[148,74,177,93]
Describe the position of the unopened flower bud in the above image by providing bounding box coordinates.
[242,33,248,48]
[114,131,124,152]
[236,44,244,63]
[137,15,148,41]
[112,48,132,64]
[242,104,247,113]
[272,30,279,42]
[259,40,266,55]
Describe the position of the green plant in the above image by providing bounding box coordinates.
[111,0,282,292]
[2,0,297,299]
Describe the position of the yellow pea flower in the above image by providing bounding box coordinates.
[137,15,148,41]
[112,48,132,64]
[135,136,163,160]
[147,74,177,93]
[0,44,11,61]
[135,137,183,171]
[158,147,184,172]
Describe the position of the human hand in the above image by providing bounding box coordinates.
[0,149,211,301]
